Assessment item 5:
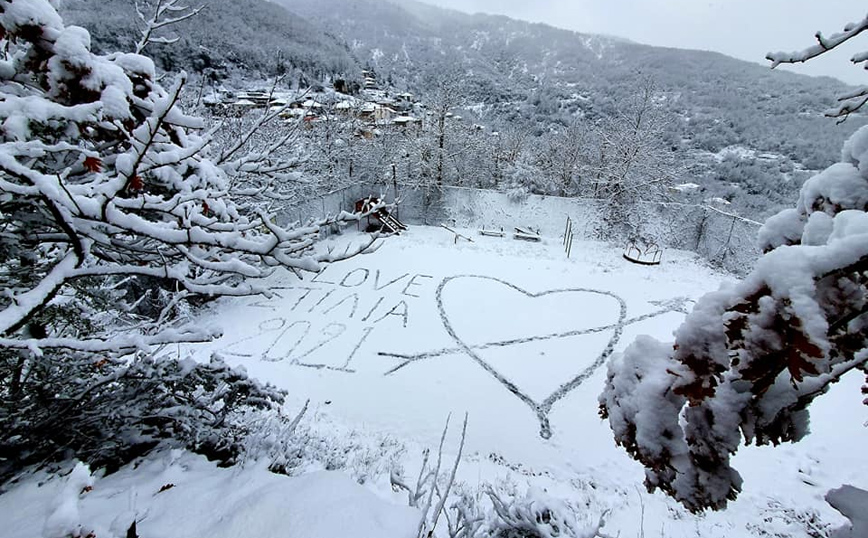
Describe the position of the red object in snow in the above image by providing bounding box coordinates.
[83,156,103,173]
[355,197,407,234]
[128,175,144,193]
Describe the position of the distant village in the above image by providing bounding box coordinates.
[203,70,427,137]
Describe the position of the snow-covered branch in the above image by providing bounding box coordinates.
[0,0,374,353]
[135,0,205,55]
[768,14,868,119]
[601,71,868,513]
[0,326,219,356]
[767,14,868,67]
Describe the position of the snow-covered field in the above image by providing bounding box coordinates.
[4,226,866,537]
[201,227,721,465]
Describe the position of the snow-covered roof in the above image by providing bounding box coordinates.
[672,183,700,192]
[281,108,306,117]
[236,92,268,101]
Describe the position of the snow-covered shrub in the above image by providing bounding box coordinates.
[432,481,607,538]
[390,417,608,538]
[0,351,285,483]
[599,15,868,513]
[240,405,406,484]
[747,498,832,538]
[0,0,371,482]
[503,162,536,202]
[484,486,588,538]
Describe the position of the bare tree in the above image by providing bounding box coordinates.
[585,78,677,236]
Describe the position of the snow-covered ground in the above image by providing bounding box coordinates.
[3,226,866,537]
[2,453,419,538]
[200,227,724,464]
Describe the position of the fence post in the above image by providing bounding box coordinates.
[394,175,399,223]
[563,216,574,258]
[695,208,708,253]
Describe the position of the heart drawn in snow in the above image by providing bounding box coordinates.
[436,275,627,439]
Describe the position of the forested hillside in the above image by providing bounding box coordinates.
[278,0,867,217]
[61,0,358,79]
[62,0,868,218]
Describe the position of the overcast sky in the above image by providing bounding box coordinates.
[422,0,866,85]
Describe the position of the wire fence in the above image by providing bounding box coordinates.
[278,182,763,276]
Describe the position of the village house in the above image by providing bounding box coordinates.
[390,115,422,129]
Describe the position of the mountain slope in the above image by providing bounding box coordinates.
[62,0,867,218]
[279,0,863,171]
[61,0,359,79]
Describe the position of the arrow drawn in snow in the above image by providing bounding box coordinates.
[378,274,692,439]
[379,303,690,375]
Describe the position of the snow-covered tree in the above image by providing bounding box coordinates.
[599,15,868,512]
[297,100,361,189]
[585,79,677,236]
[536,121,588,197]
[488,124,532,190]
[0,0,371,478]
[415,65,467,188]
[0,0,372,347]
